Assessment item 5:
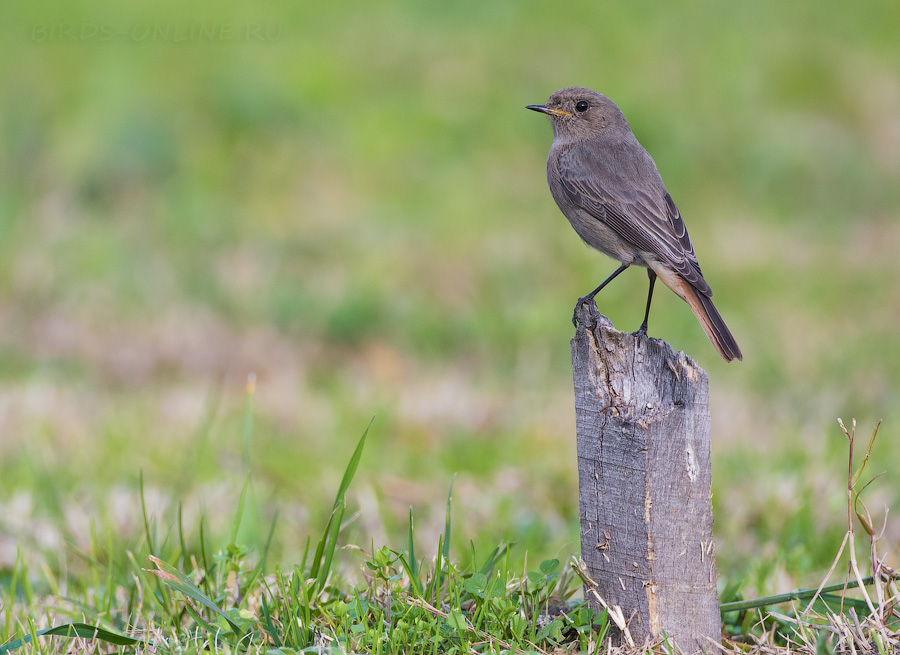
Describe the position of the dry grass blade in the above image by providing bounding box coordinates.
[571,557,635,648]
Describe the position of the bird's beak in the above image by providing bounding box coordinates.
[526,104,572,118]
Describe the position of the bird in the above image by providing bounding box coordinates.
[527,87,742,362]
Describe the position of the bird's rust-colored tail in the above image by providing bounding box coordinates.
[651,263,742,362]
[684,285,742,362]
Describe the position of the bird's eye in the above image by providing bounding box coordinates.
[575,101,589,112]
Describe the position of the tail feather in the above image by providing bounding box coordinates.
[648,262,742,362]
[682,285,743,362]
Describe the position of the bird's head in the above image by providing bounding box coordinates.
[527,87,629,140]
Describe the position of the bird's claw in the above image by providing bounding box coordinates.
[572,296,598,328]
[571,297,586,327]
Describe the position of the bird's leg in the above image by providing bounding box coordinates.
[633,269,656,337]
[572,263,629,326]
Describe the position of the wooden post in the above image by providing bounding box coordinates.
[571,302,720,653]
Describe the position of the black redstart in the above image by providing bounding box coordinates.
[527,87,742,362]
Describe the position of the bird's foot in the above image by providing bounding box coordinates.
[631,324,649,338]
[572,296,600,328]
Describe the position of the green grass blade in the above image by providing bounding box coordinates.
[299,536,311,572]
[198,516,212,601]
[260,591,282,648]
[244,511,279,596]
[478,542,512,575]
[0,623,142,653]
[229,473,251,545]
[720,575,876,612]
[443,474,456,562]
[177,502,186,562]
[309,501,336,582]
[6,549,20,639]
[315,499,345,593]
[139,470,154,556]
[333,418,373,511]
[439,474,456,586]
[407,506,419,582]
[818,593,872,613]
[146,556,243,636]
[395,553,422,597]
[427,533,443,605]
[309,419,372,580]
[183,603,220,638]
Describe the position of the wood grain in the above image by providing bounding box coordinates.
[571,301,720,653]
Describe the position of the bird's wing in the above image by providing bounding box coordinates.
[558,172,712,296]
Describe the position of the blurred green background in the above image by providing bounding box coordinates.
[1,0,899,596]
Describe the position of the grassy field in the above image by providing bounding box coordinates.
[2,0,900,650]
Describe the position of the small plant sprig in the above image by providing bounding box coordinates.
[797,419,900,650]
[720,419,900,653]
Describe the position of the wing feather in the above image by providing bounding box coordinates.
[557,161,712,297]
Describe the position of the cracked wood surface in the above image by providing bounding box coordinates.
[571,302,720,653]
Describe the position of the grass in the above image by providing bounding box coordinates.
[1,419,604,654]
[2,0,900,651]
[1,412,897,653]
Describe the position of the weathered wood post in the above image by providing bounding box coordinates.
[571,302,720,653]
